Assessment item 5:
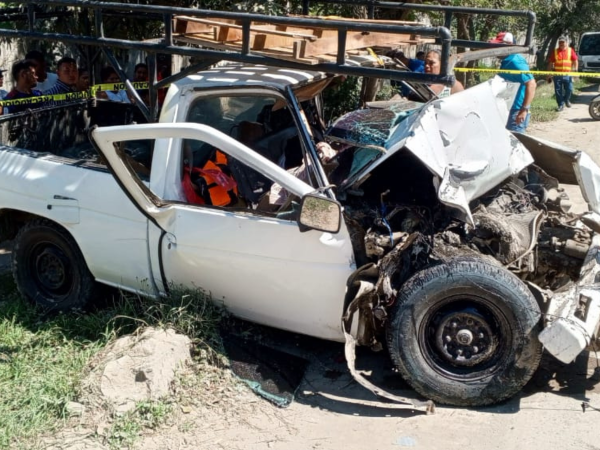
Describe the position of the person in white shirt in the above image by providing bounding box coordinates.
[96,66,131,103]
[25,50,57,92]
[0,69,7,98]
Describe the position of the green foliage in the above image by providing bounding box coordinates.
[530,79,558,123]
[322,76,361,124]
[0,276,226,449]
[529,77,590,123]
[0,276,103,449]
[106,401,172,450]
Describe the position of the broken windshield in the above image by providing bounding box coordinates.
[325,101,423,181]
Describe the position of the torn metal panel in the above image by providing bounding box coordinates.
[539,235,600,364]
[514,132,600,216]
[341,235,435,414]
[574,151,600,214]
[342,307,435,414]
[334,77,534,223]
[513,132,580,184]
[402,78,533,221]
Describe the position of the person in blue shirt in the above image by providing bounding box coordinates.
[489,31,537,133]
[387,50,425,73]
[409,51,426,73]
[387,50,426,99]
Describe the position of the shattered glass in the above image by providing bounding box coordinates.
[326,101,423,181]
[326,101,422,150]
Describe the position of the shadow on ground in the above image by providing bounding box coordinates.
[223,317,600,418]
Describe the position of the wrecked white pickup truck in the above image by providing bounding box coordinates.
[2,64,600,412]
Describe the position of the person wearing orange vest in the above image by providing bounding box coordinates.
[547,36,578,112]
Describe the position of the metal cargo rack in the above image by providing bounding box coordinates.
[0,0,536,122]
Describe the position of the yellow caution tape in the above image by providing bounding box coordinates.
[0,91,90,106]
[0,81,157,107]
[94,81,150,91]
[454,67,600,78]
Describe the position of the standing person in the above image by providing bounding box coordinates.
[76,68,91,93]
[43,57,78,96]
[488,31,536,132]
[4,59,44,114]
[133,63,149,105]
[547,36,578,111]
[133,63,148,82]
[0,69,7,99]
[424,50,464,97]
[25,50,57,92]
[96,66,131,103]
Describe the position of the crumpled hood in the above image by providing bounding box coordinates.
[327,77,534,224]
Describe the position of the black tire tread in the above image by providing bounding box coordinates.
[12,218,96,311]
[589,99,600,121]
[386,258,543,406]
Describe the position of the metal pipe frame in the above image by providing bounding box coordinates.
[5,1,454,76]
[302,0,536,48]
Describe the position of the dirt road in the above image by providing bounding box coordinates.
[134,85,600,450]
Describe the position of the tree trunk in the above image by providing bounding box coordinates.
[455,13,472,87]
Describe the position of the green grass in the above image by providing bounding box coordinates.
[106,401,173,450]
[531,78,590,123]
[0,275,226,449]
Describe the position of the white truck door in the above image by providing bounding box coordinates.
[92,123,355,342]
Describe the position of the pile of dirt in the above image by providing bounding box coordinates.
[94,327,192,413]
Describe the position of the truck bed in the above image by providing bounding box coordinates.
[0,100,152,172]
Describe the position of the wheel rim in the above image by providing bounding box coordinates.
[591,101,600,120]
[29,241,74,302]
[419,295,512,381]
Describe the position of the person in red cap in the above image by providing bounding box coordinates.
[488,31,536,133]
[489,31,515,45]
[547,36,578,111]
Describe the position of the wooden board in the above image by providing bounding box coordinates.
[173,15,434,63]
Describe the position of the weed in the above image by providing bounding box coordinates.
[530,80,558,123]
[0,280,226,449]
[106,400,172,450]
[0,291,104,448]
[531,78,591,123]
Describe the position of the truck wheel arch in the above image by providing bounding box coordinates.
[0,209,40,242]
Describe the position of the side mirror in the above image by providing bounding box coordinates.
[298,193,341,233]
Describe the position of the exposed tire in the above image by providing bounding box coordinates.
[589,98,600,121]
[12,219,96,311]
[386,258,542,406]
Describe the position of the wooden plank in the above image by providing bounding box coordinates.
[174,35,324,64]
[176,16,317,41]
[296,15,427,26]
[174,17,213,34]
[214,27,305,49]
[298,31,416,57]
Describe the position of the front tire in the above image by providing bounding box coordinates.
[386,258,542,406]
[12,219,96,311]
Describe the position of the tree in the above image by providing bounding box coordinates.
[536,0,600,64]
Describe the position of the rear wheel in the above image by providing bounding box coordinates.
[589,97,600,121]
[386,258,542,406]
[12,219,96,311]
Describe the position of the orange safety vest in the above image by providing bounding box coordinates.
[554,47,573,72]
[182,150,238,207]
